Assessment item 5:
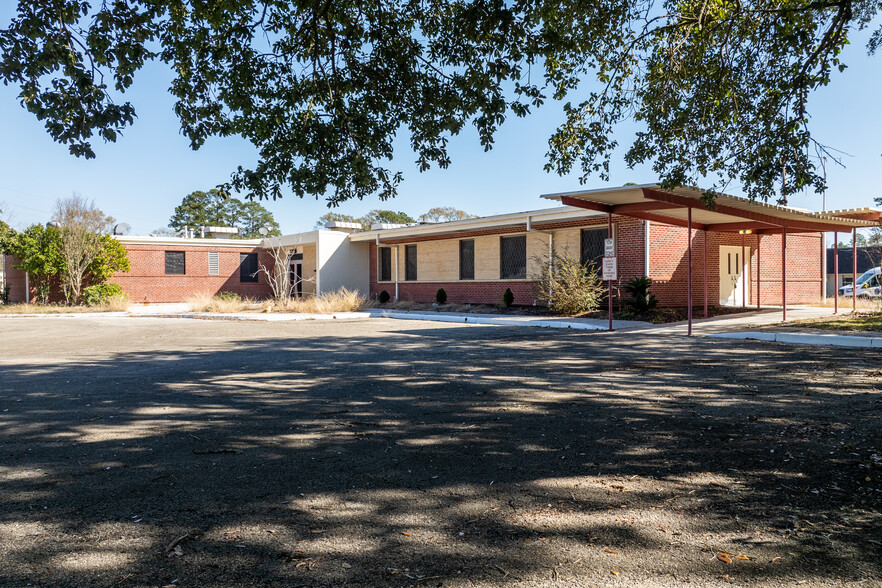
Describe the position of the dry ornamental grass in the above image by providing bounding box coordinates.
[264,288,370,314]
[187,293,258,313]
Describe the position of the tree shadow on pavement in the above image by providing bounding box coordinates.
[0,319,880,586]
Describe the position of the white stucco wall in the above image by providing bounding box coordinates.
[316,231,370,296]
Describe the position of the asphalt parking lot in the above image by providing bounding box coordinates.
[1,316,880,587]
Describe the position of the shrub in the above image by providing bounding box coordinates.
[378,290,391,304]
[532,250,605,315]
[435,288,447,304]
[623,276,658,313]
[502,287,514,307]
[83,283,126,306]
[216,291,242,302]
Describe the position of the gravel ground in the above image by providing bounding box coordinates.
[0,316,880,587]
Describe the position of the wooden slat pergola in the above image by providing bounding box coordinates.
[542,185,882,335]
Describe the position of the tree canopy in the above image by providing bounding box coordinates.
[169,189,280,238]
[419,207,478,223]
[2,1,879,205]
[316,208,475,231]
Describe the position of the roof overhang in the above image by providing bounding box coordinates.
[114,235,263,248]
[262,231,321,248]
[348,206,605,241]
[541,185,879,234]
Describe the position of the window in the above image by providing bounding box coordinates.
[165,251,185,275]
[500,235,526,279]
[379,247,392,282]
[580,227,609,268]
[459,240,475,280]
[208,251,219,275]
[405,245,417,281]
[240,252,259,283]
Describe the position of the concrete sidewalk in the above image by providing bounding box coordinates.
[619,305,838,336]
[368,309,651,330]
[708,330,882,348]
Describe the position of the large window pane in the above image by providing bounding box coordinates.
[240,252,259,283]
[580,227,609,269]
[405,245,417,281]
[379,247,392,281]
[500,235,526,279]
[459,240,474,280]
[165,251,185,275]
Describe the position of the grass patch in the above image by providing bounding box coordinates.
[788,312,882,333]
[265,288,370,314]
[0,302,127,314]
[808,297,880,311]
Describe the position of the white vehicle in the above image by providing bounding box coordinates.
[839,267,882,298]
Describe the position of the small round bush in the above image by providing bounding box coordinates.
[378,290,391,304]
[502,287,514,307]
[435,288,447,304]
[83,283,126,306]
[217,291,241,302]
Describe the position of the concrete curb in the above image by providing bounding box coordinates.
[708,331,882,348]
[0,312,129,319]
[368,309,614,330]
[141,311,374,322]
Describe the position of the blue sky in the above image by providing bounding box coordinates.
[0,18,879,239]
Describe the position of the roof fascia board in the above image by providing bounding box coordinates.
[349,206,604,241]
[114,236,263,248]
[541,183,659,200]
[643,188,871,230]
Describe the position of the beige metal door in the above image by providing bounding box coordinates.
[720,246,748,305]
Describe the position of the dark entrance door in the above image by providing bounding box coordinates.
[289,253,303,298]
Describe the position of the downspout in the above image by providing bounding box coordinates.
[394,246,399,301]
[644,220,650,277]
[25,271,30,303]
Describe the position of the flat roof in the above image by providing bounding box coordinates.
[114,235,263,247]
[541,185,879,233]
[348,205,604,241]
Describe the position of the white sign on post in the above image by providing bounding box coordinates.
[604,238,615,257]
[602,256,617,281]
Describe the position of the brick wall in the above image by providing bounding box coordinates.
[369,216,646,305]
[113,244,274,303]
[2,255,29,303]
[648,225,823,306]
[368,216,823,307]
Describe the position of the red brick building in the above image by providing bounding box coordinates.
[111,237,274,303]
[354,208,825,307]
[3,185,876,308]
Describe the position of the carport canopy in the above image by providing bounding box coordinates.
[541,184,880,234]
[541,184,882,334]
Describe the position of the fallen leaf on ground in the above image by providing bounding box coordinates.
[401,532,412,536]
[735,555,750,560]
[717,553,733,563]
[605,548,618,554]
